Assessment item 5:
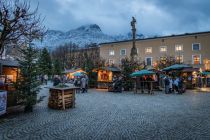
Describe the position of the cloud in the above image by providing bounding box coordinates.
[30,0,210,36]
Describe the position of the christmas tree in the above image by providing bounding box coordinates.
[15,44,40,112]
[53,59,62,75]
[38,48,52,76]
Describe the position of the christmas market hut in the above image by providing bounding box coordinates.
[0,59,19,115]
[97,66,121,89]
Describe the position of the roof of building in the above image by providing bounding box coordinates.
[99,31,210,45]
[0,59,19,67]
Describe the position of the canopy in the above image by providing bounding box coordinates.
[130,69,155,77]
[62,68,84,74]
[73,72,86,77]
[162,64,192,71]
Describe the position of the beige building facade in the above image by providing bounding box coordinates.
[99,31,210,71]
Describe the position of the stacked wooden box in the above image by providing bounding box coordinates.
[48,87,76,110]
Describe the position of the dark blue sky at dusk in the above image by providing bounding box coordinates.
[30,0,210,36]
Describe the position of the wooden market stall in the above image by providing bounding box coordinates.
[97,66,121,89]
[162,64,199,89]
[131,69,157,94]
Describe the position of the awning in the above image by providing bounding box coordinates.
[63,68,83,74]
[130,69,155,77]
[162,64,192,71]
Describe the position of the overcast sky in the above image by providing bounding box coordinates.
[30,0,210,36]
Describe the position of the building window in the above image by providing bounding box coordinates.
[175,55,183,63]
[145,47,152,54]
[120,49,126,55]
[192,55,201,64]
[175,44,183,51]
[109,59,114,65]
[145,57,152,66]
[192,43,201,51]
[160,46,167,52]
[109,50,115,56]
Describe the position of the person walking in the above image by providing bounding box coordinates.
[164,76,170,94]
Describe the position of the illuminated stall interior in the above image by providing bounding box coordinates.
[0,60,19,91]
[97,70,112,82]
[97,67,121,89]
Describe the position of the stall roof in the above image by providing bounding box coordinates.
[162,64,192,71]
[0,59,19,67]
[130,69,155,77]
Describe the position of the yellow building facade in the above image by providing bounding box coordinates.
[99,31,210,71]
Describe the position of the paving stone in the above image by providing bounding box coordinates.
[0,85,210,140]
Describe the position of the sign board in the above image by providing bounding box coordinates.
[0,91,7,116]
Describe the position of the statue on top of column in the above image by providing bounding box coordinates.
[130,17,138,61]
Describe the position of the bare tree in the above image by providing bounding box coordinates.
[0,0,45,55]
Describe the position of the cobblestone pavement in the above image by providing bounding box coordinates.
[1,85,210,140]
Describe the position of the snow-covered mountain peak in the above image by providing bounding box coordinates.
[33,24,144,50]
[75,24,102,32]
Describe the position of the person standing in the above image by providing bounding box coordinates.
[174,77,180,93]
[85,74,89,92]
[164,76,170,94]
[44,74,48,85]
[169,77,173,93]
[53,75,61,86]
[81,76,87,93]
[146,76,152,94]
